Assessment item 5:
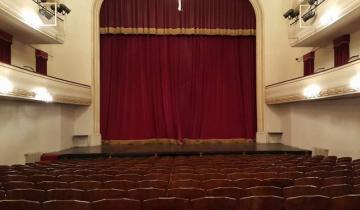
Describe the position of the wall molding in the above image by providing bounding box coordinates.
[266,60,360,104]
[0,63,91,105]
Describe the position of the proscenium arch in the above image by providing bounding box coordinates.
[91,0,265,143]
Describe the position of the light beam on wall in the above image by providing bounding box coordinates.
[0,76,14,94]
[33,87,53,102]
[350,73,360,91]
[303,84,322,98]
[320,7,340,26]
[22,10,43,28]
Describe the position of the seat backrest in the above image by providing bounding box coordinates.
[284,195,330,210]
[278,171,304,179]
[87,174,114,182]
[114,174,143,181]
[57,175,86,182]
[323,176,350,186]
[47,189,87,201]
[283,185,319,198]
[246,186,283,197]
[353,184,360,194]
[167,188,206,199]
[87,189,126,201]
[320,184,352,198]
[4,181,35,190]
[143,197,189,210]
[0,200,41,210]
[169,179,201,188]
[103,180,137,190]
[227,173,252,180]
[171,173,201,181]
[70,181,102,190]
[260,178,294,188]
[189,197,237,210]
[137,180,168,189]
[6,189,46,202]
[331,195,360,210]
[201,179,233,189]
[92,198,141,210]
[127,188,166,200]
[199,173,226,180]
[42,200,91,210]
[234,178,262,188]
[238,196,284,210]
[29,175,57,183]
[36,181,69,190]
[207,187,246,199]
[294,177,322,187]
[0,190,5,200]
[143,173,169,181]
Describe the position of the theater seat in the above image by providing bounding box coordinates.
[246,186,283,197]
[92,198,141,210]
[87,174,114,182]
[6,189,46,202]
[169,179,201,188]
[0,190,5,200]
[29,175,57,183]
[234,178,262,188]
[87,189,126,201]
[36,181,69,190]
[238,196,284,210]
[323,176,350,186]
[127,188,167,200]
[137,180,168,189]
[201,179,233,189]
[283,185,319,198]
[331,195,360,210]
[103,180,137,190]
[284,195,330,210]
[0,200,41,210]
[167,188,206,199]
[295,177,322,187]
[260,178,294,188]
[47,189,87,201]
[114,174,143,181]
[42,200,91,210]
[70,181,102,190]
[4,181,35,190]
[143,197,188,210]
[190,197,237,210]
[57,175,86,182]
[320,184,352,197]
[207,187,246,199]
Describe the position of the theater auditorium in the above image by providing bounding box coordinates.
[1,0,360,209]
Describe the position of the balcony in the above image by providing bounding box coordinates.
[0,0,65,44]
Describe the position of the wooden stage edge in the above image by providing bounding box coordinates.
[47,143,312,160]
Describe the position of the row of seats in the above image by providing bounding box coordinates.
[1,195,360,210]
[0,184,360,201]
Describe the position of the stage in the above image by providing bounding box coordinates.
[45,143,311,160]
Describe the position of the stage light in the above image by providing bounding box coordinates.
[283,9,295,19]
[302,10,316,22]
[51,3,71,15]
[350,73,360,91]
[33,87,53,103]
[308,0,318,5]
[303,84,322,98]
[0,76,14,94]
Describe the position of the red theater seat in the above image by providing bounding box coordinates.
[87,189,126,201]
[143,197,189,210]
[137,180,168,189]
[320,184,352,197]
[207,187,246,199]
[0,200,41,210]
[0,190,5,200]
[36,181,69,190]
[70,181,102,190]
[47,189,87,201]
[169,179,201,188]
[167,188,206,199]
[92,198,141,210]
[284,195,330,210]
[283,185,319,198]
[238,196,284,210]
[114,174,143,181]
[4,181,35,190]
[201,179,233,189]
[246,186,283,197]
[6,189,46,202]
[260,178,294,188]
[234,178,262,188]
[190,197,237,210]
[127,188,167,200]
[295,177,322,187]
[103,180,137,190]
[331,195,360,210]
[42,200,91,210]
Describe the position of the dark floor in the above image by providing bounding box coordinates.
[51,143,311,159]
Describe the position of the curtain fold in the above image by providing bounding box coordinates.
[35,49,48,75]
[334,34,350,67]
[0,30,12,64]
[100,35,257,141]
[303,51,315,76]
[100,0,256,36]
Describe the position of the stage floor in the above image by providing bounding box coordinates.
[51,143,311,159]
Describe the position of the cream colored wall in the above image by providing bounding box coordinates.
[0,100,80,165]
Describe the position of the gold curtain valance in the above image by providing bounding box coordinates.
[100,27,256,36]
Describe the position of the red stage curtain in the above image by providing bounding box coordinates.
[35,49,48,75]
[100,35,257,140]
[303,51,315,76]
[334,34,350,67]
[0,30,12,64]
[100,0,256,36]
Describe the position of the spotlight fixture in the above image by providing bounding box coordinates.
[283,9,299,20]
[51,3,71,15]
[302,10,316,22]
[308,0,318,5]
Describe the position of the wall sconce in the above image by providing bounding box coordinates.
[33,87,53,102]
[303,84,322,98]
[350,73,360,91]
[0,76,14,94]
